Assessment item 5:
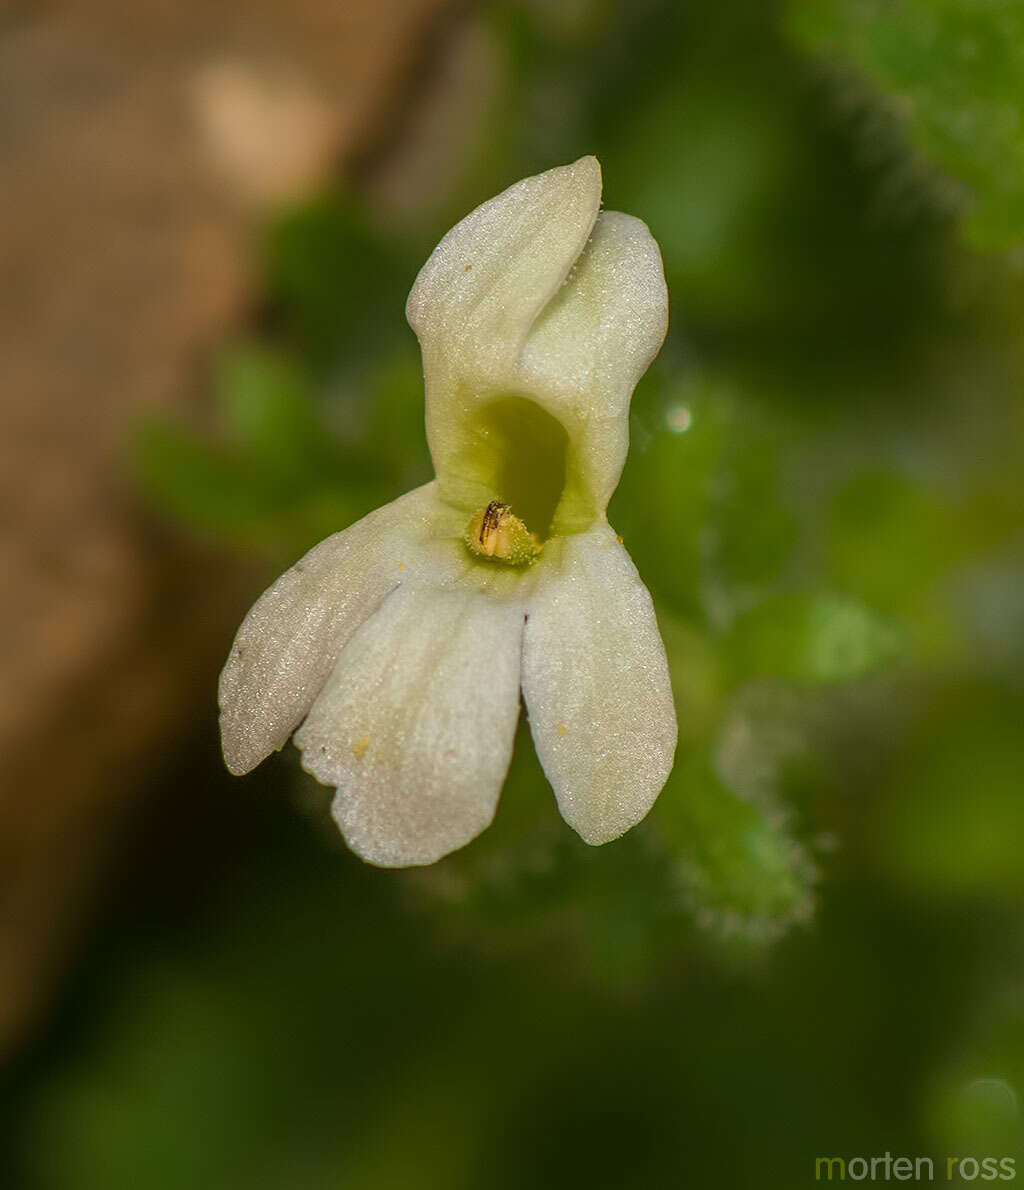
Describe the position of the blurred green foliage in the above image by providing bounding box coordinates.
[788,0,1024,249]
[9,1,1024,1186]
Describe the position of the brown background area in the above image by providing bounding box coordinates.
[0,0,463,1058]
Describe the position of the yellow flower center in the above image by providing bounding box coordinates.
[464,501,541,566]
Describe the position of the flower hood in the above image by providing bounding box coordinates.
[219,157,677,867]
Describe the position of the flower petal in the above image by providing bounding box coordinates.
[295,586,525,867]
[219,483,450,776]
[521,523,676,845]
[406,157,602,468]
[517,211,669,515]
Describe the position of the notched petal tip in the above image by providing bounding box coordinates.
[328,793,497,869]
[295,585,525,869]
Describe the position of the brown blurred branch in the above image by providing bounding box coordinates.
[0,0,462,1060]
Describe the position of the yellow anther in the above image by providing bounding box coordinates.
[464,501,541,566]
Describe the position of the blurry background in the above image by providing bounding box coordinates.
[2,0,1024,1185]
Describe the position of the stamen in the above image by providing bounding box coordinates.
[464,500,541,566]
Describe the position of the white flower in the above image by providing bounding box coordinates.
[219,156,677,867]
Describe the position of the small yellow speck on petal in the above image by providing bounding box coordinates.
[353,735,370,759]
[556,723,568,736]
[616,535,623,544]
[398,561,405,570]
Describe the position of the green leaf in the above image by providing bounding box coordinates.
[131,418,361,556]
[653,750,817,941]
[263,194,410,364]
[788,0,1024,248]
[213,345,327,479]
[726,591,901,685]
[131,423,284,543]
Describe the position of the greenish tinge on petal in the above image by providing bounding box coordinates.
[516,210,669,517]
[295,585,526,868]
[464,501,541,567]
[410,159,667,529]
[521,522,677,845]
[406,155,601,399]
[218,483,457,775]
[438,396,574,538]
